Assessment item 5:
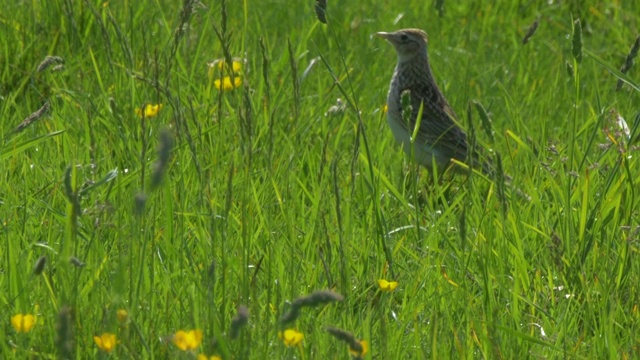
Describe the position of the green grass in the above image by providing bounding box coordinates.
[1,0,639,358]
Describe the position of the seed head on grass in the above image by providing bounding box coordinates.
[150,129,173,190]
[315,0,327,24]
[279,306,301,325]
[616,35,640,91]
[69,256,86,268]
[134,192,147,216]
[37,55,64,72]
[522,17,540,45]
[280,290,344,325]
[229,305,249,339]
[325,326,368,359]
[572,19,583,63]
[434,0,445,17]
[292,289,344,307]
[55,306,74,358]
[9,101,51,136]
[33,255,47,275]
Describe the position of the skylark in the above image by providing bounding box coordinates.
[377,28,480,174]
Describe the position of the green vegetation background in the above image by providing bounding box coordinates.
[1,0,639,358]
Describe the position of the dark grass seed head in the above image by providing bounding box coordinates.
[325,326,362,353]
[522,16,540,45]
[229,305,249,339]
[55,306,75,358]
[291,290,344,307]
[33,256,47,275]
[315,0,327,24]
[434,0,444,17]
[70,256,86,268]
[12,101,51,134]
[572,19,583,63]
[617,35,640,90]
[279,306,300,325]
[134,192,147,216]
[150,129,174,190]
[622,35,640,73]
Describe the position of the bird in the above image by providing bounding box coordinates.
[376,28,482,175]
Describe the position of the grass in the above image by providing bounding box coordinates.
[1,0,639,358]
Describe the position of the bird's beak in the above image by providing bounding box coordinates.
[375,32,391,40]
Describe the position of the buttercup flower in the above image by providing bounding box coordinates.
[377,279,398,292]
[94,333,117,353]
[197,355,222,360]
[211,59,242,73]
[214,76,242,91]
[135,103,163,118]
[172,329,202,351]
[11,313,36,333]
[117,309,128,324]
[209,57,244,91]
[278,329,304,347]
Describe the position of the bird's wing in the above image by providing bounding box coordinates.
[407,85,469,162]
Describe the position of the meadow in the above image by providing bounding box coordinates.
[1,0,639,358]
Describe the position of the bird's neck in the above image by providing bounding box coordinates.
[393,51,434,88]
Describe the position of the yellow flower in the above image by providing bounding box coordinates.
[377,279,398,292]
[348,339,369,358]
[117,309,128,323]
[214,76,242,91]
[11,314,36,333]
[278,329,304,347]
[214,59,242,73]
[94,333,117,353]
[135,103,163,118]
[172,329,202,351]
[382,104,388,114]
[197,355,222,360]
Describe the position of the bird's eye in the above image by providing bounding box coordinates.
[400,34,408,41]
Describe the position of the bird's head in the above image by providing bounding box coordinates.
[376,29,428,63]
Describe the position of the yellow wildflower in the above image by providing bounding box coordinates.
[11,313,36,333]
[172,329,202,351]
[213,59,242,73]
[377,279,398,292]
[382,104,388,114]
[117,309,128,324]
[278,329,304,347]
[197,355,222,360]
[135,103,163,118]
[214,76,242,91]
[348,339,369,358]
[94,333,117,353]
